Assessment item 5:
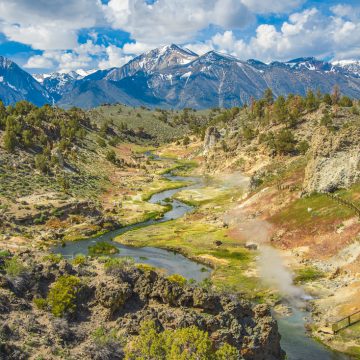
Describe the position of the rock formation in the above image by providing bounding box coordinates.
[0,251,285,360]
[303,126,360,193]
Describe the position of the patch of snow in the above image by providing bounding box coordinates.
[0,76,3,82]
[181,71,192,78]
[7,83,18,91]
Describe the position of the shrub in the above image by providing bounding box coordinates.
[274,129,296,155]
[183,136,190,146]
[33,297,48,310]
[215,343,241,359]
[21,129,33,147]
[72,254,87,266]
[97,137,106,148]
[339,96,353,107]
[35,154,49,173]
[320,110,334,130]
[42,254,63,264]
[47,275,81,317]
[0,250,11,257]
[136,263,157,273]
[3,256,26,277]
[88,242,119,256]
[87,326,124,358]
[167,274,187,287]
[3,129,17,152]
[106,149,117,164]
[104,257,134,274]
[297,140,310,155]
[125,321,239,360]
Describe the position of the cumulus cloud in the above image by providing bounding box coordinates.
[24,40,131,73]
[241,0,305,13]
[98,45,133,69]
[3,0,360,72]
[0,0,103,51]
[102,0,254,45]
[200,6,360,62]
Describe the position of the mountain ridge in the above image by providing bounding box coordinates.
[1,45,360,108]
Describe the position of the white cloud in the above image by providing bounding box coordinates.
[199,6,360,62]
[0,0,104,51]
[185,42,213,56]
[103,0,253,44]
[3,0,360,72]
[98,45,133,69]
[24,55,54,69]
[241,0,305,13]
[122,42,157,55]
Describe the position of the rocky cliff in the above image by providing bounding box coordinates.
[0,251,284,360]
[303,126,360,193]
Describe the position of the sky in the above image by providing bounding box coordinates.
[0,0,359,73]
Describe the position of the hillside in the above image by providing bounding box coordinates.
[1,92,360,358]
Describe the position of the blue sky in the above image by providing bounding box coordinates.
[0,0,359,73]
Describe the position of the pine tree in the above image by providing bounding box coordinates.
[263,88,274,105]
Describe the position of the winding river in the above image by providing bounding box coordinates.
[53,155,353,360]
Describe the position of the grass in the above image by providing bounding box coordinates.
[88,242,119,256]
[294,266,325,283]
[157,159,198,176]
[115,218,262,298]
[271,192,354,228]
[141,179,190,201]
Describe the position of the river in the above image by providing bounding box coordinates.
[53,155,353,360]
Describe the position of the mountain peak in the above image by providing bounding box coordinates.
[0,56,15,69]
[198,51,238,63]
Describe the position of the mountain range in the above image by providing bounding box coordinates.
[1,44,360,109]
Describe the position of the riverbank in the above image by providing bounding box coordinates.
[114,145,358,359]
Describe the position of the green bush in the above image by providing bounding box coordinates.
[42,254,63,264]
[167,274,187,287]
[88,242,119,256]
[33,297,48,310]
[72,254,87,266]
[47,275,81,317]
[35,154,49,173]
[103,257,134,272]
[339,96,353,107]
[106,149,117,164]
[3,128,17,152]
[125,321,240,360]
[297,140,310,155]
[274,129,296,155]
[3,256,26,277]
[0,250,11,257]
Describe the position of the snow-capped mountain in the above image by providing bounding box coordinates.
[59,46,360,109]
[0,56,50,106]
[32,69,97,101]
[2,46,360,109]
[332,60,360,77]
[99,44,198,82]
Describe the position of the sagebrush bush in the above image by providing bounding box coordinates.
[167,274,187,287]
[125,321,240,360]
[3,256,26,277]
[47,275,81,317]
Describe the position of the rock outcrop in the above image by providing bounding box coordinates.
[0,251,285,360]
[203,126,222,154]
[303,126,360,193]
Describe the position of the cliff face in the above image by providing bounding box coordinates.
[303,126,360,193]
[0,251,284,360]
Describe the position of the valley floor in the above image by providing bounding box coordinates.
[1,137,359,358]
